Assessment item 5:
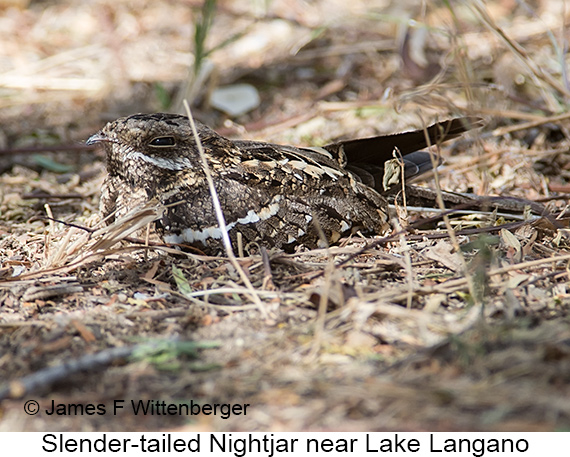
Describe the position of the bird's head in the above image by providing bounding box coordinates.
[87,113,235,185]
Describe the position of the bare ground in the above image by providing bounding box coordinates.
[0,0,569,432]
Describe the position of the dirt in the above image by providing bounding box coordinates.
[0,0,569,432]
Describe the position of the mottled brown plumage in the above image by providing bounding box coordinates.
[87,113,477,254]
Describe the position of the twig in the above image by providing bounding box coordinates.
[260,246,276,290]
[23,193,85,200]
[0,144,94,155]
[492,111,570,137]
[0,346,134,400]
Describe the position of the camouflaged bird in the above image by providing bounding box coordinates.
[87,113,476,254]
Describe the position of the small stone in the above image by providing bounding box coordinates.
[210,84,260,116]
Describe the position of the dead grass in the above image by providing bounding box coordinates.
[1,0,569,432]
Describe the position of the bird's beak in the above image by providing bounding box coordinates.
[86,132,108,146]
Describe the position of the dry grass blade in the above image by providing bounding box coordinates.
[2,0,570,433]
[471,0,570,101]
[307,213,336,358]
[182,100,267,317]
[6,201,167,277]
[371,251,570,304]
[418,114,483,315]
[88,201,164,252]
[492,112,570,136]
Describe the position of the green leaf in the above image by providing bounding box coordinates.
[32,155,73,173]
[172,265,193,296]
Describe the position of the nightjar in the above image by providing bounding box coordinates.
[87,113,477,254]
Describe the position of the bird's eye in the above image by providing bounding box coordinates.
[149,136,176,147]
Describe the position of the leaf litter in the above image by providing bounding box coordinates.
[0,0,569,432]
